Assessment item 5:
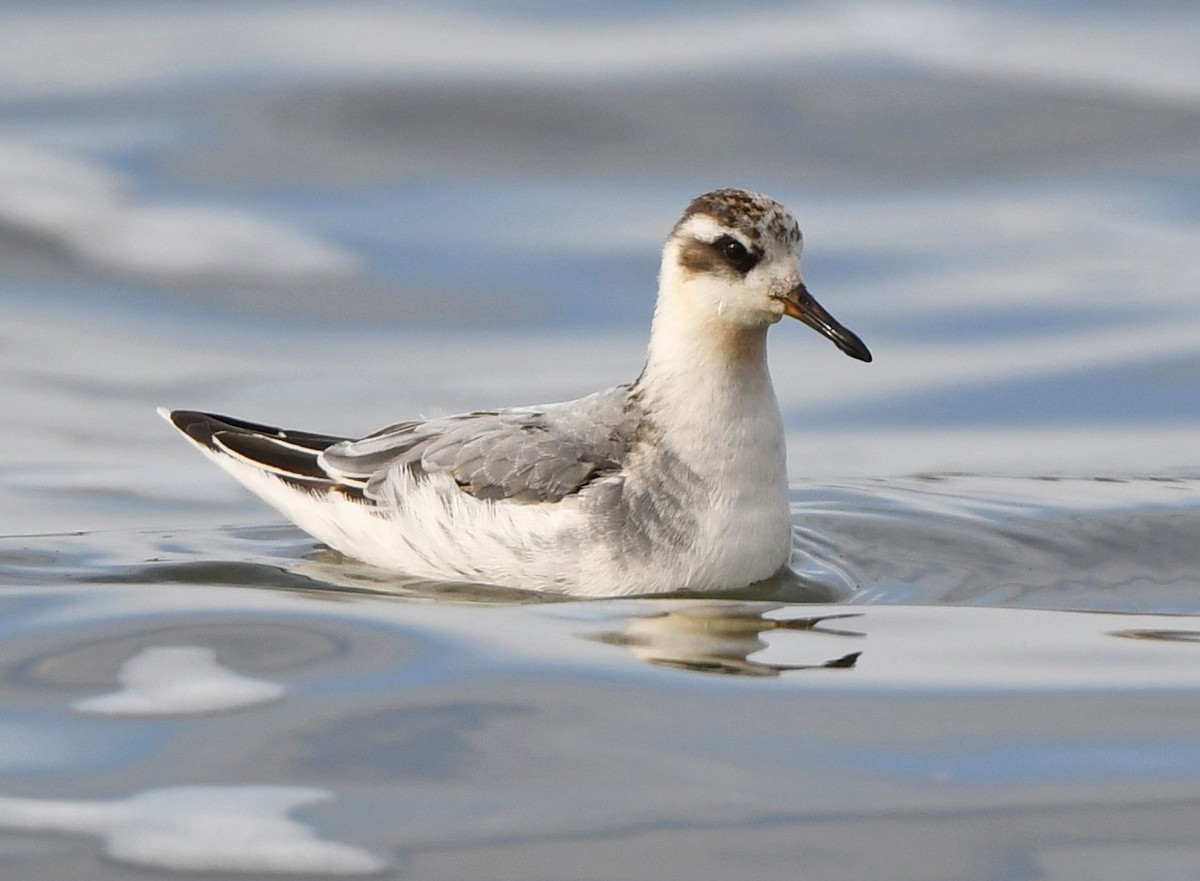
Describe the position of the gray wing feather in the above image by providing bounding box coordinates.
[320,386,641,504]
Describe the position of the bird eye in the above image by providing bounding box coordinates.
[718,236,746,261]
[713,235,758,272]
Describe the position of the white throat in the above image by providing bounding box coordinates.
[637,244,785,482]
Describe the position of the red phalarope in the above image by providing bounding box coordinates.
[163,189,871,596]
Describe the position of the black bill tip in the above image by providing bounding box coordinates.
[782,285,872,363]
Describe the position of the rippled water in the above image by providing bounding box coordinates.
[3,1,1200,878]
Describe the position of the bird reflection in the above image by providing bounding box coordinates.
[1109,628,1200,644]
[591,603,864,677]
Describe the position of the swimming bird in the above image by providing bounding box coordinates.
[163,189,871,596]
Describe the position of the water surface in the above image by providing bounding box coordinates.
[1,1,1199,877]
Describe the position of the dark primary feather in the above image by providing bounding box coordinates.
[168,410,347,453]
[170,385,645,505]
[166,409,351,493]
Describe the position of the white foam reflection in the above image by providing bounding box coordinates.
[0,139,359,282]
[0,786,385,875]
[73,645,285,716]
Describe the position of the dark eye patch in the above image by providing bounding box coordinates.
[712,234,760,274]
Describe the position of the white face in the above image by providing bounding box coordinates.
[663,208,805,329]
[656,190,872,362]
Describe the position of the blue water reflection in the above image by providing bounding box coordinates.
[2,1,1200,878]
[866,739,1200,785]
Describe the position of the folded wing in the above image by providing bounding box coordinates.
[322,386,640,503]
[166,385,641,506]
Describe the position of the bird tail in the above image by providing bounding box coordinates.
[159,408,350,491]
